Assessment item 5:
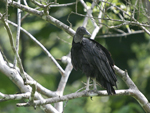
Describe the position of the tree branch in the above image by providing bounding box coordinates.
[81,0,97,27]
[16,89,130,106]
[16,65,150,112]
[2,0,75,37]
[54,54,73,112]
[99,0,150,35]
[0,52,59,113]
[14,0,21,67]
[114,65,150,112]
[26,74,58,98]
[0,92,31,102]
[0,13,26,81]
[7,20,65,75]
[96,30,144,38]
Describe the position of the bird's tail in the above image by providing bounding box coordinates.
[96,75,116,95]
[106,82,116,95]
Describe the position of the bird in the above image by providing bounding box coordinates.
[71,26,117,95]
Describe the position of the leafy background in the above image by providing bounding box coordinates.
[0,0,150,112]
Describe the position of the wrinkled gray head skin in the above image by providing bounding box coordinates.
[76,26,91,36]
[74,26,90,43]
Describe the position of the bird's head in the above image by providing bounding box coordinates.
[76,26,91,36]
[73,26,91,43]
[74,27,90,43]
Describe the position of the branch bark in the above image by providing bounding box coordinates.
[114,65,150,112]
[0,52,59,113]
[2,0,75,37]
[15,65,150,113]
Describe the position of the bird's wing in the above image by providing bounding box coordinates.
[71,48,77,70]
[82,38,117,86]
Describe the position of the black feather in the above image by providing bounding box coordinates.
[71,27,117,95]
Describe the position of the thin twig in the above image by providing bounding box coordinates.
[70,11,150,27]
[90,0,106,39]
[49,2,76,7]
[23,0,28,6]
[80,0,98,27]
[29,0,76,8]
[7,20,65,75]
[26,80,37,104]
[0,13,26,81]
[14,0,21,67]
[96,30,144,38]
[5,0,8,20]
[21,7,40,22]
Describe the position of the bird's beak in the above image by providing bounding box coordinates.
[85,30,91,36]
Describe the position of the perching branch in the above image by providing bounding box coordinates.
[114,65,150,112]
[16,65,150,113]
[16,89,130,106]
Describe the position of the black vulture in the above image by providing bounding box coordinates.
[71,26,117,95]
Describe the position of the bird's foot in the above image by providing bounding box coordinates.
[85,77,90,91]
[83,88,90,94]
[92,78,97,92]
[84,88,90,92]
[92,88,98,93]
[85,87,90,91]
[93,87,97,91]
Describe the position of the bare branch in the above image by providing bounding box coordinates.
[0,14,15,54]
[0,13,26,81]
[99,0,150,35]
[49,2,76,7]
[0,52,59,113]
[14,0,21,67]
[5,0,75,36]
[132,0,138,18]
[69,11,150,27]
[16,90,127,106]
[90,0,106,39]
[0,92,31,101]
[114,65,137,89]
[16,65,150,112]
[7,20,65,75]
[4,0,150,36]
[29,0,46,8]
[96,30,144,38]
[114,65,150,112]
[26,81,37,104]
[30,0,76,8]
[5,0,8,20]
[80,0,98,27]
[23,0,28,6]
[55,54,73,112]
